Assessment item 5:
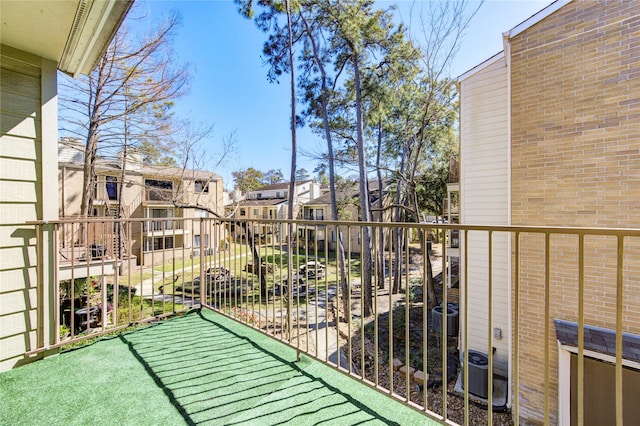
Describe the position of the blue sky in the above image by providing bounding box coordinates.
[138,0,549,188]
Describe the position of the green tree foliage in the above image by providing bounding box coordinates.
[236,0,478,310]
[295,168,310,181]
[232,167,265,192]
[313,163,329,185]
[263,169,285,184]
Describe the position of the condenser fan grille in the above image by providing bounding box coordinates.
[469,353,488,366]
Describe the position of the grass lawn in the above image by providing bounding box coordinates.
[116,271,154,287]
[111,244,362,313]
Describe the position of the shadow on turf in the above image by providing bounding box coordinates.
[119,308,402,425]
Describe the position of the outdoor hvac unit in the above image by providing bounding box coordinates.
[463,350,489,399]
[431,305,459,336]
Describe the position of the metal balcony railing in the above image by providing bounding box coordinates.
[142,219,182,232]
[24,217,640,425]
[303,214,325,221]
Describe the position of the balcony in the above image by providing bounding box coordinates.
[1,308,435,425]
[142,219,185,234]
[6,217,640,425]
[303,212,325,221]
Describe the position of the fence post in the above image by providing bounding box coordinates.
[199,218,205,309]
[36,222,57,350]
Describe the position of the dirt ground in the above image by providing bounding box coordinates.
[228,243,514,424]
[334,244,514,425]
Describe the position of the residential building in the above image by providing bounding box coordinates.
[298,180,389,253]
[0,0,132,372]
[226,180,321,242]
[58,138,224,265]
[456,0,640,423]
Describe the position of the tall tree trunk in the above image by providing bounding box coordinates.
[285,0,296,340]
[81,127,99,219]
[352,56,373,318]
[412,187,437,308]
[117,142,128,260]
[300,14,349,320]
[116,94,130,261]
[375,119,385,290]
[242,222,267,297]
[80,53,108,220]
[392,144,408,294]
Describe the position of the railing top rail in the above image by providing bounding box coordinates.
[25,217,640,236]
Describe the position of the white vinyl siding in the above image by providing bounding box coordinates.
[0,45,57,371]
[459,56,510,376]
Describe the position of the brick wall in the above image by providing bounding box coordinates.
[509,1,640,423]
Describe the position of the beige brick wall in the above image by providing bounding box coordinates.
[509,1,640,423]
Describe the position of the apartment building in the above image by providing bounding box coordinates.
[226,180,322,242]
[58,138,224,265]
[298,180,388,253]
[456,0,640,423]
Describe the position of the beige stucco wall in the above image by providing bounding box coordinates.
[59,160,225,265]
[459,55,511,378]
[508,1,640,423]
[1,45,58,371]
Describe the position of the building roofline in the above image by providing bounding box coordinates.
[456,51,505,82]
[457,0,573,83]
[251,179,316,192]
[503,0,573,40]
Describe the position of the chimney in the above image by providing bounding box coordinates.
[58,137,84,163]
[118,148,143,172]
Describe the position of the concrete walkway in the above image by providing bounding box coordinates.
[134,252,250,307]
[129,243,445,373]
[304,285,351,368]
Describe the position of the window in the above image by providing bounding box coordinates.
[149,208,172,219]
[145,209,174,231]
[240,209,246,217]
[276,192,281,198]
[194,208,209,218]
[195,180,209,193]
[194,234,210,248]
[145,179,173,201]
[253,209,259,216]
[257,193,262,199]
[106,176,118,200]
[143,236,174,251]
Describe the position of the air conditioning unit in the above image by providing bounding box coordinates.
[431,305,459,336]
[462,350,489,399]
[192,249,200,258]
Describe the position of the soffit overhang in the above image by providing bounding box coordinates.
[1,0,132,76]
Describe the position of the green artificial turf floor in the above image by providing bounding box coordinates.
[0,309,438,425]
